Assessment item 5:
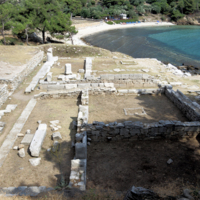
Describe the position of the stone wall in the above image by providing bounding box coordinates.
[0,51,44,108]
[34,87,117,99]
[40,73,159,88]
[40,82,164,96]
[165,89,200,121]
[68,98,88,191]
[0,85,9,108]
[25,49,58,93]
[34,87,165,100]
[82,120,200,142]
[33,86,200,192]
[0,51,44,91]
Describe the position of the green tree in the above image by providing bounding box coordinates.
[194,0,200,11]
[151,0,171,14]
[151,3,161,13]
[137,5,145,14]
[65,0,82,16]
[23,0,76,44]
[91,0,95,5]
[80,0,87,6]
[184,0,195,13]
[103,0,125,7]
[144,5,152,13]
[128,10,138,20]
[0,1,13,45]
[81,7,91,17]
[130,0,145,6]
[171,9,184,20]
[178,0,184,13]
[11,6,34,45]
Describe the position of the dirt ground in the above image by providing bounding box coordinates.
[92,58,165,77]
[50,59,85,81]
[88,94,187,123]
[0,98,79,187]
[0,46,40,80]
[87,138,200,197]
[43,45,106,58]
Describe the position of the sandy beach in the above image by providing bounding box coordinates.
[72,21,175,46]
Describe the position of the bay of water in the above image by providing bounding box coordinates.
[84,25,200,67]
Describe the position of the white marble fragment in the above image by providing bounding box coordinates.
[18,148,25,158]
[29,158,41,166]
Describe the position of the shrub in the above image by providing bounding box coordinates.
[54,35,65,40]
[106,21,114,24]
[161,15,166,21]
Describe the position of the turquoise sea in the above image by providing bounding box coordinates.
[84,25,200,67]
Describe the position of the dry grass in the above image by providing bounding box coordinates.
[42,44,111,58]
[0,46,39,66]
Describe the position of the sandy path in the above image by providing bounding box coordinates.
[72,21,175,46]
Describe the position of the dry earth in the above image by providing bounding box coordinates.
[0,43,200,199]
[0,46,41,80]
[0,98,78,187]
[89,94,187,123]
[87,138,200,198]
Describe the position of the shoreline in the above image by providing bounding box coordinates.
[72,21,175,46]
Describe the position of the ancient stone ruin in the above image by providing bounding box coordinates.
[0,48,200,197]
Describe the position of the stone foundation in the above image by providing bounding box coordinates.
[0,85,9,108]
[0,51,44,108]
[83,120,200,142]
[165,89,200,121]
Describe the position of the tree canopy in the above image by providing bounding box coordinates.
[0,0,77,45]
[0,1,13,44]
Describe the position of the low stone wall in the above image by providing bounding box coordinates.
[41,83,115,91]
[34,87,165,100]
[0,85,9,108]
[0,51,43,108]
[40,73,159,88]
[0,51,44,91]
[82,120,200,142]
[0,186,53,197]
[81,90,89,105]
[117,88,164,95]
[69,98,88,191]
[34,87,117,99]
[165,89,200,121]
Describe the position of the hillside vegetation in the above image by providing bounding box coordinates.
[0,0,200,47]
[71,0,200,22]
